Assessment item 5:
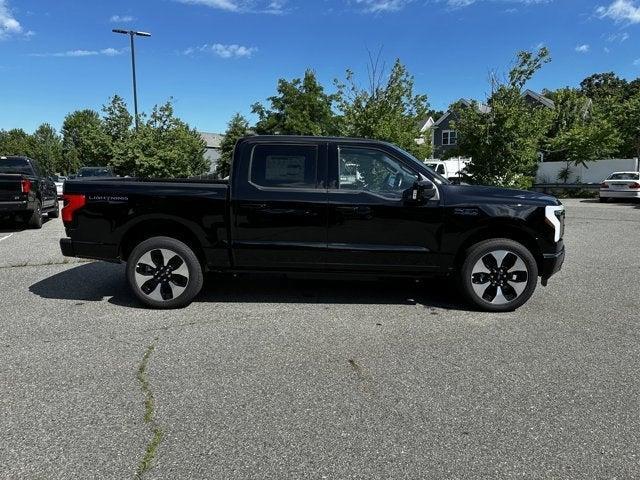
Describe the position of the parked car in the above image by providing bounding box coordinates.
[425,158,470,183]
[599,171,640,202]
[51,175,68,198]
[77,166,116,179]
[60,136,565,311]
[0,156,59,228]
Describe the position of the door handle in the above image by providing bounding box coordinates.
[336,206,372,216]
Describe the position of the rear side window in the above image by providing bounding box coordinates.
[0,158,33,175]
[250,144,318,189]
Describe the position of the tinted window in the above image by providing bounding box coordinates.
[78,167,114,178]
[250,144,318,189]
[338,147,418,199]
[0,158,33,175]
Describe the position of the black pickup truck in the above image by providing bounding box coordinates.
[0,156,59,228]
[60,136,565,311]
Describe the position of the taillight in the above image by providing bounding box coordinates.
[62,194,86,223]
[21,179,32,193]
[600,182,609,189]
[629,182,640,189]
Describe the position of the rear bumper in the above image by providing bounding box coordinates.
[0,200,35,214]
[599,190,640,199]
[60,238,120,262]
[541,247,565,286]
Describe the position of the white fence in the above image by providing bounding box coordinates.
[536,158,639,184]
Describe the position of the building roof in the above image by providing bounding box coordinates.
[199,132,224,148]
[522,89,555,108]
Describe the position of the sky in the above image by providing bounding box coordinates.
[0,0,639,134]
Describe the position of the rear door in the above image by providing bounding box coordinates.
[326,143,443,273]
[231,140,328,270]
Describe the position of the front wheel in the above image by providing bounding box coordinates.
[126,236,204,309]
[460,239,538,312]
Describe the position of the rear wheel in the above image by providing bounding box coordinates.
[599,196,608,203]
[126,236,203,309]
[460,238,538,312]
[27,200,43,229]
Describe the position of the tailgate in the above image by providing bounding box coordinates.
[0,174,25,201]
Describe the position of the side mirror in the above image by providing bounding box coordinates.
[405,179,436,204]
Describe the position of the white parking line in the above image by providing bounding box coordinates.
[0,233,15,242]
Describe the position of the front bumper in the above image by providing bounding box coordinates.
[541,247,565,286]
[60,238,119,262]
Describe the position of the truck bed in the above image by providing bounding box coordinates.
[62,177,230,267]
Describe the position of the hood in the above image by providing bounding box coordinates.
[443,184,561,207]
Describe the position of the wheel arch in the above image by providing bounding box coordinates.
[119,217,206,266]
[454,222,543,274]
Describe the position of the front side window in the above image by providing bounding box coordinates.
[442,130,458,146]
[338,147,418,199]
[250,144,318,189]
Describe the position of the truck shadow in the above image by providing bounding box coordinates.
[29,261,468,311]
[0,217,53,234]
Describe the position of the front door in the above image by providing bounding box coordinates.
[326,144,442,273]
[231,141,328,270]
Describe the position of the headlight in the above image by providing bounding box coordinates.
[545,205,565,242]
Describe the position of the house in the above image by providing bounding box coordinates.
[426,90,554,159]
[199,132,224,173]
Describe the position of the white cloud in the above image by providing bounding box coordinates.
[30,48,126,58]
[0,0,23,39]
[183,43,257,58]
[596,0,640,24]
[606,31,630,42]
[352,0,413,12]
[110,15,135,23]
[444,0,551,7]
[634,58,640,66]
[575,44,590,53]
[176,0,287,14]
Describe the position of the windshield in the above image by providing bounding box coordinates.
[388,145,451,184]
[608,172,639,181]
[0,158,33,175]
[78,167,113,177]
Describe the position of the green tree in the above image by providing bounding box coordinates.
[102,95,133,145]
[619,92,640,159]
[0,129,34,157]
[61,109,111,168]
[544,88,621,165]
[335,58,431,159]
[31,123,63,174]
[112,100,208,178]
[217,113,249,178]
[452,47,552,189]
[252,70,339,136]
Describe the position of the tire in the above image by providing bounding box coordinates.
[599,196,608,203]
[460,238,538,312]
[126,236,204,309]
[28,200,43,229]
[48,201,60,219]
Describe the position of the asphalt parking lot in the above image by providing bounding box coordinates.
[1,199,639,479]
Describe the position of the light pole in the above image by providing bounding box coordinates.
[112,29,151,130]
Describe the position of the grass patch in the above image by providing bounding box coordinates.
[135,338,164,479]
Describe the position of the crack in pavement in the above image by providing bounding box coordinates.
[0,259,90,269]
[135,337,164,480]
